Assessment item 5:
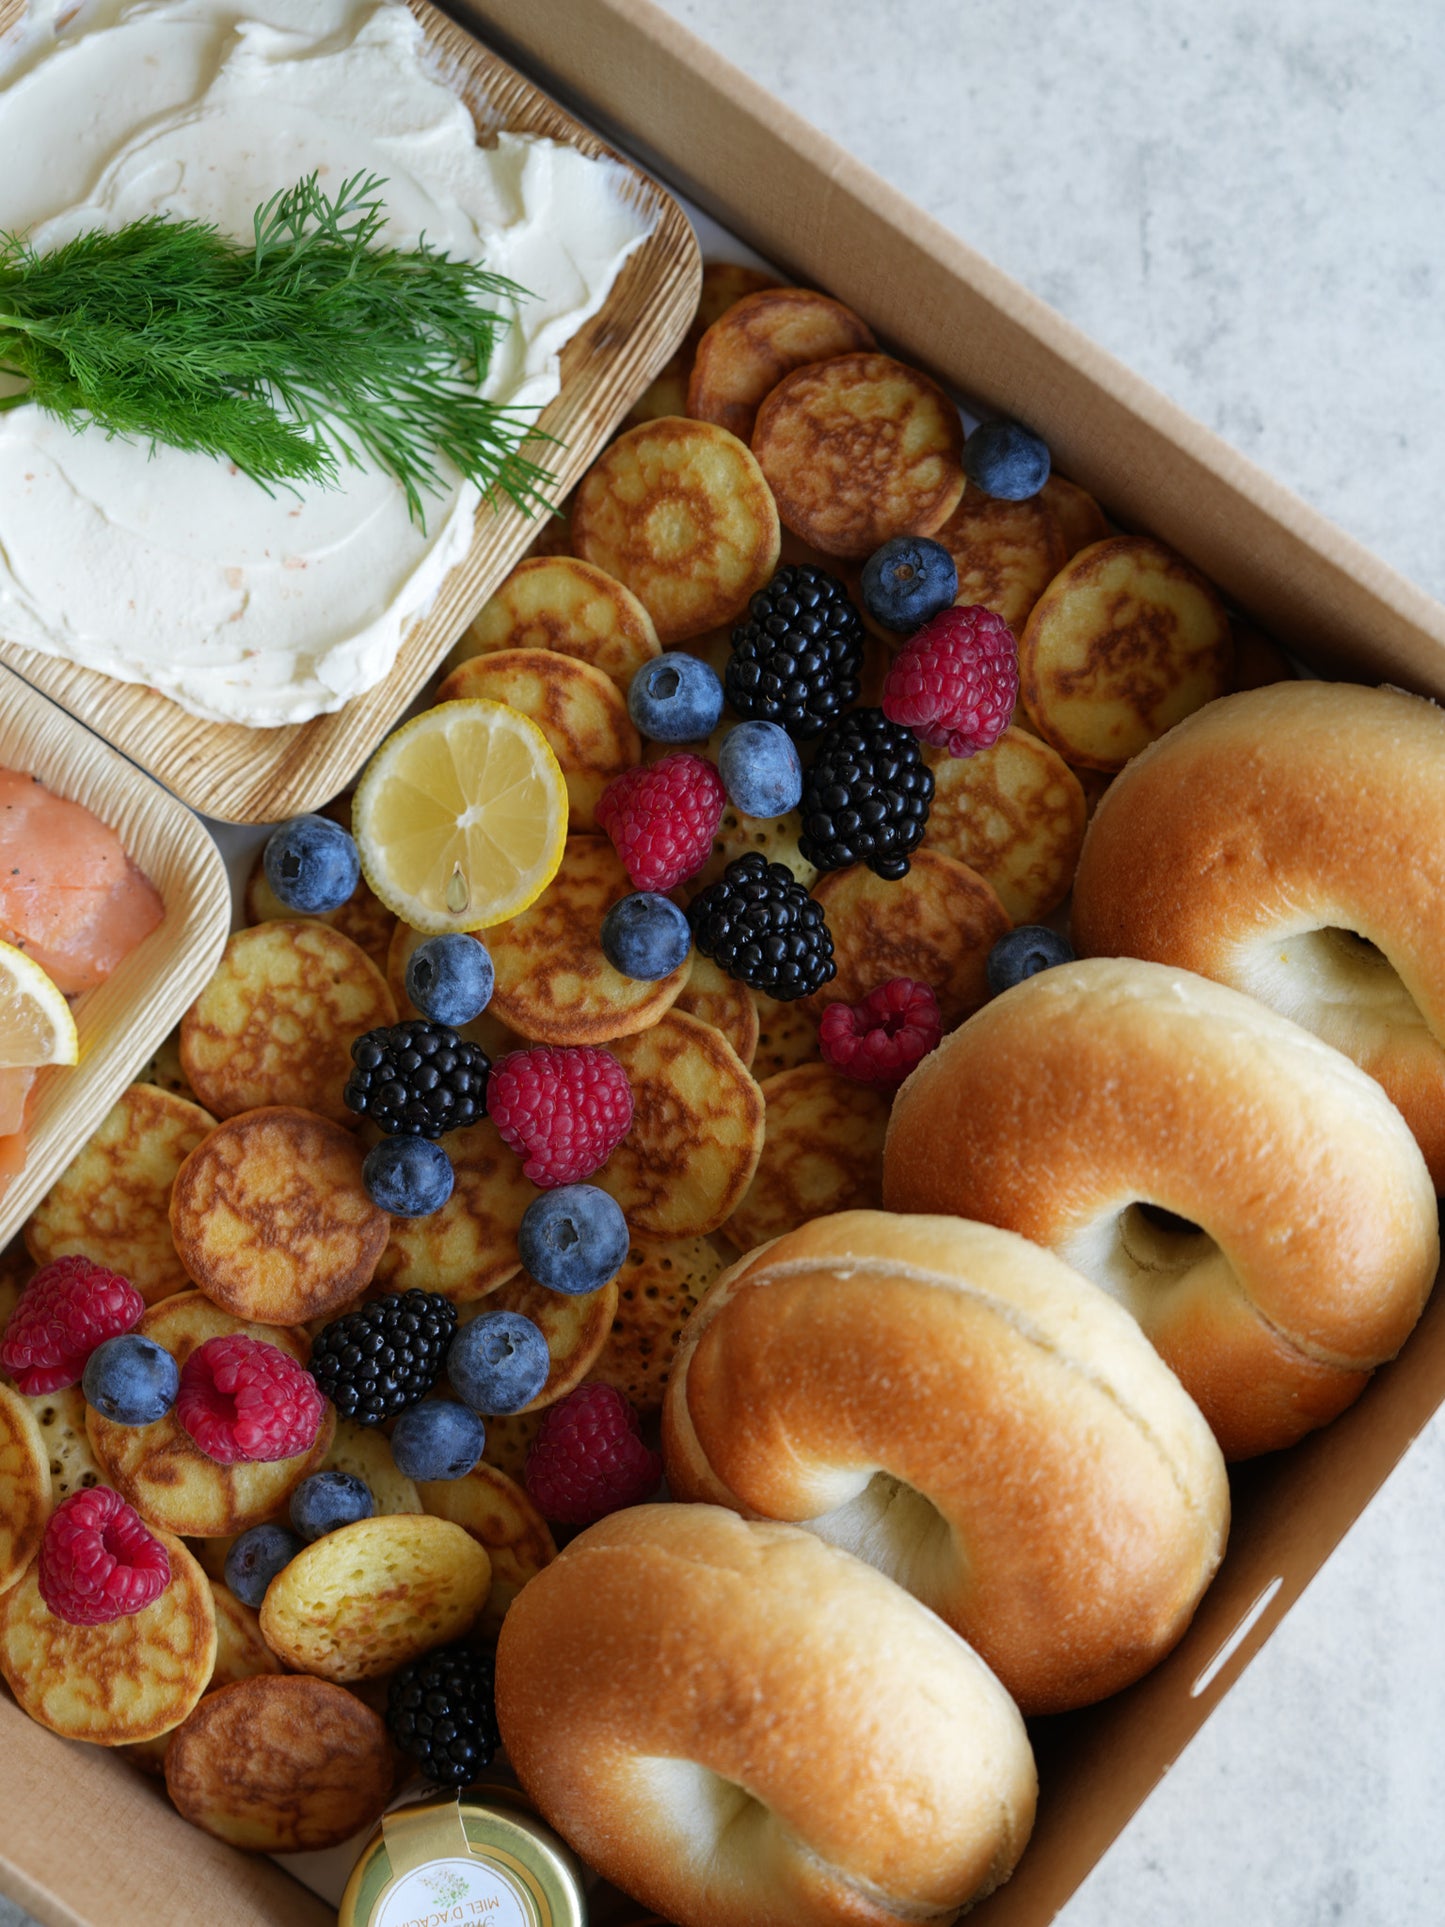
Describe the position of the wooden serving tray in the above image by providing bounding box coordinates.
[0,0,700,824]
[0,663,232,1250]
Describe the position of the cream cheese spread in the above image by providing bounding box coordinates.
[0,0,655,725]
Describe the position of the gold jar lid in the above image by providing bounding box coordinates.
[338,1788,587,1927]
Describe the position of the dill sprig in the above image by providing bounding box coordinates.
[0,171,555,529]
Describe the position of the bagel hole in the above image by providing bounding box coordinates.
[1119,1202,1211,1272]
[808,1472,957,1601]
[1235,926,1427,1032]
[628,1757,774,1866]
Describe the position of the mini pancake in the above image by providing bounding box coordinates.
[931,489,1069,633]
[24,1385,108,1500]
[1232,619,1298,690]
[373,1116,534,1303]
[0,1527,215,1745]
[124,1579,282,1776]
[586,1231,730,1415]
[180,921,397,1126]
[751,352,965,558]
[688,288,876,443]
[804,852,1011,1030]
[573,417,781,644]
[462,1273,620,1413]
[1019,535,1234,771]
[750,990,823,1081]
[87,1292,334,1538]
[683,807,818,901]
[723,1065,891,1253]
[480,1408,544,1484]
[592,1011,765,1238]
[0,1383,50,1593]
[259,1513,491,1681]
[417,1461,556,1642]
[690,262,785,347]
[487,836,691,1045]
[447,554,662,693]
[321,1417,421,1516]
[437,648,640,833]
[170,1108,389,1326]
[1040,473,1111,557]
[26,1082,217,1306]
[243,856,393,973]
[675,955,759,1069]
[922,728,1087,923]
[385,922,523,1061]
[164,1675,393,1851]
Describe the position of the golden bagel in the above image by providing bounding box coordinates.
[664,1211,1229,1714]
[883,957,1440,1458]
[496,1504,1037,1927]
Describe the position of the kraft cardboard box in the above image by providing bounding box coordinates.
[6,2,1445,1923]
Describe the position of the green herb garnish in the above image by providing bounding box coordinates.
[0,170,554,529]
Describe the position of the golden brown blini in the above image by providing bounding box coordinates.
[1070,681,1445,1186]
[495,1504,1037,1927]
[883,958,1440,1459]
[663,1212,1228,1715]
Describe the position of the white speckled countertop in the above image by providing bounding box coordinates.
[643,3,1445,1923]
[3,6,1442,1926]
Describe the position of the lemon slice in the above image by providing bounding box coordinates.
[354,699,569,933]
[0,937,79,1068]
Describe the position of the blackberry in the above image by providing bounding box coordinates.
[344,1020,489,1138]
[798,708,934,881]
[688,852,835,1002]
[725,565,865,738]
[387,1645,500,1788]
[307,1290,457,1424]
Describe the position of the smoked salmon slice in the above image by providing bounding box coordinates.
[0,770,164,995]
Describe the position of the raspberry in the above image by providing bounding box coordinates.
[881,604,1019,758]
[37,1487,171,1626]
[595,752,727,892]
[487,1046,633,1189]
[0,1255,144,1396]
[818,978,943,1090]
[175,1335,326,1466]
[524,1384,662,1525]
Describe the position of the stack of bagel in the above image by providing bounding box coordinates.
[495,680,1443,1927]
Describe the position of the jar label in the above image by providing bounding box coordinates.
[371,1856,531,1927]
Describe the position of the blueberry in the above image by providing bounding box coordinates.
[601,892,691,982]
[859,537,959,634]
[627,652,724,743]
[363,1137,454,1216]
[986,925,1075,996]
[390,1398,487,1481]
[224,1522,304,1608]
[518,1185,629,1296]
[962,419,1051,501]
[448,1311,550,1416]
[262,814,360,913]
[405,934,494,1028]
[717,721,803,819]
[81,1334,178,1426]
[289,1470,375,1542]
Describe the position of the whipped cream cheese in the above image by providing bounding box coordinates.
[0,0,655,726]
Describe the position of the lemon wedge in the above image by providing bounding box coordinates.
[0,937,79,1068]
[354,699,568,933]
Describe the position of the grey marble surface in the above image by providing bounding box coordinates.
[3,7,1444,1927]
[645,4,1445,1926]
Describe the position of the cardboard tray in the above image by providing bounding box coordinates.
[6,3,1445,1923]
[0,0,699,825]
